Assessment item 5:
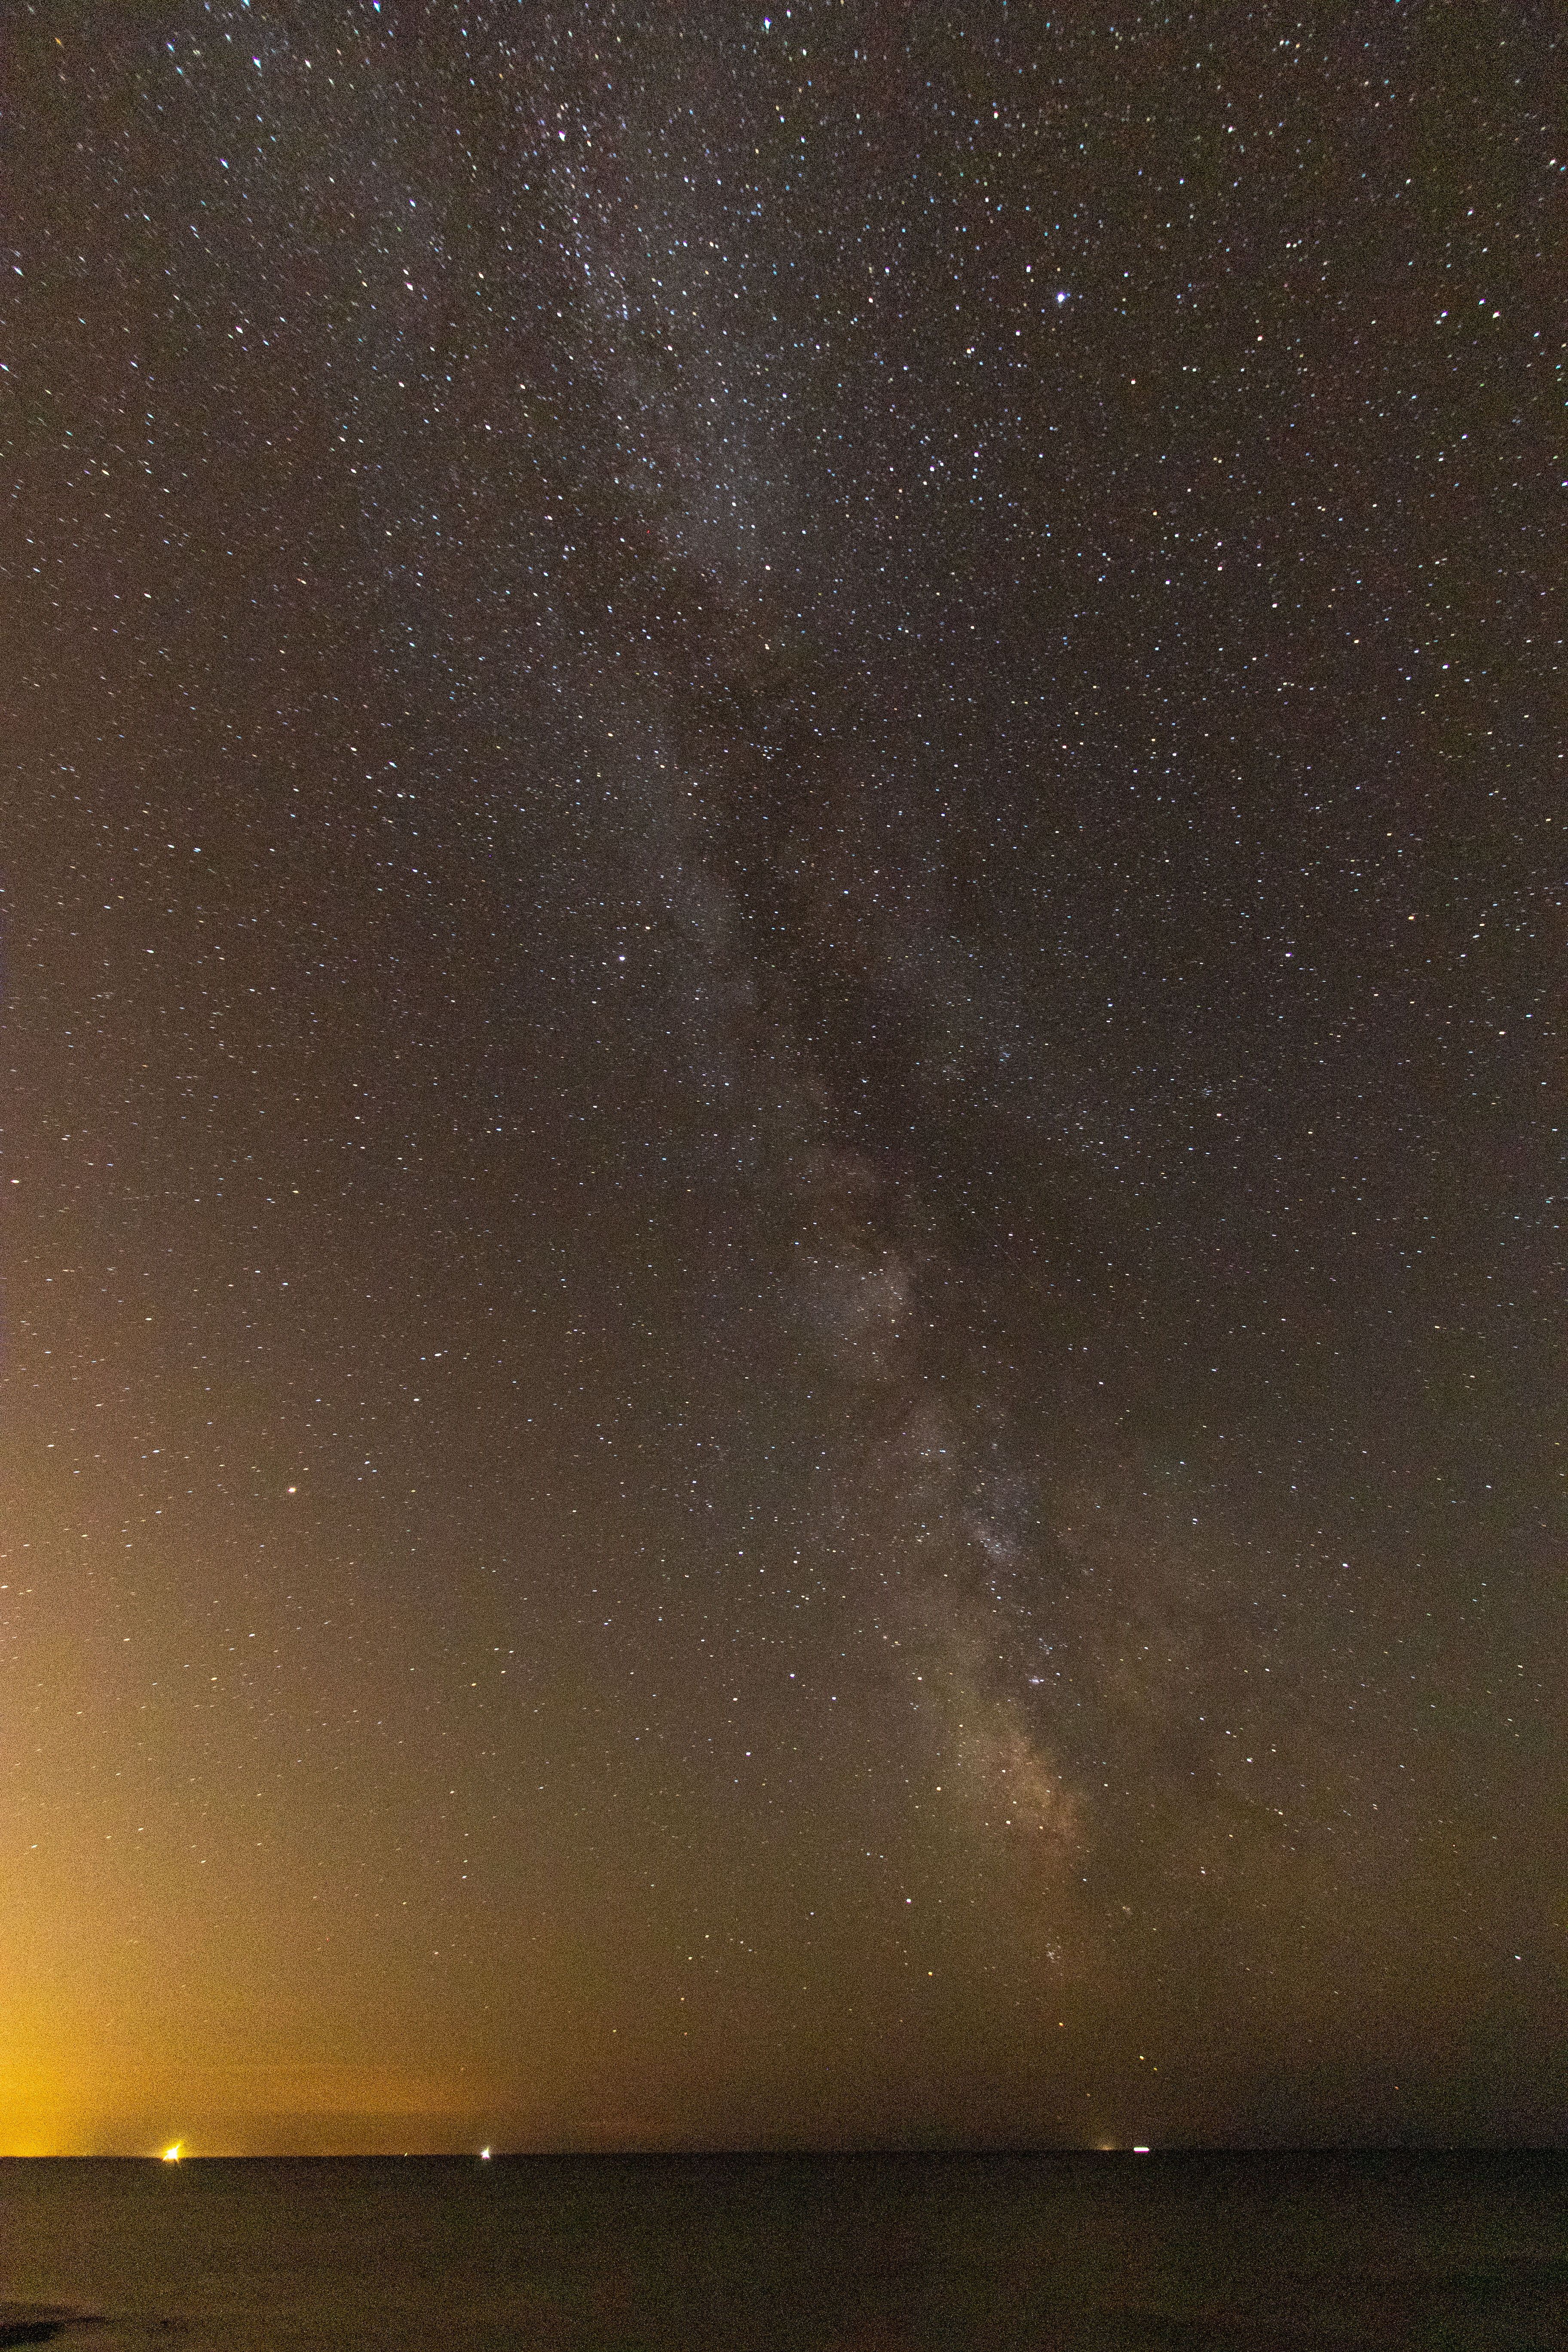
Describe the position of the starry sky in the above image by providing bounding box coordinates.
[3,0,1562,2157]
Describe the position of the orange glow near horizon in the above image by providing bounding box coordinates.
[0,2049,501,2158]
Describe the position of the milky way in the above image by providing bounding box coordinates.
[3,3,1561,2153]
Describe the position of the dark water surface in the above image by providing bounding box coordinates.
[1,2152,1564,2350]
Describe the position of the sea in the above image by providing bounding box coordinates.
[1,2150,1564,2350]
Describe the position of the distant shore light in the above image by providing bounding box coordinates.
[162,2143,182,2163]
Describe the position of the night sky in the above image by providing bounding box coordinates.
[4,1,1562,2157]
